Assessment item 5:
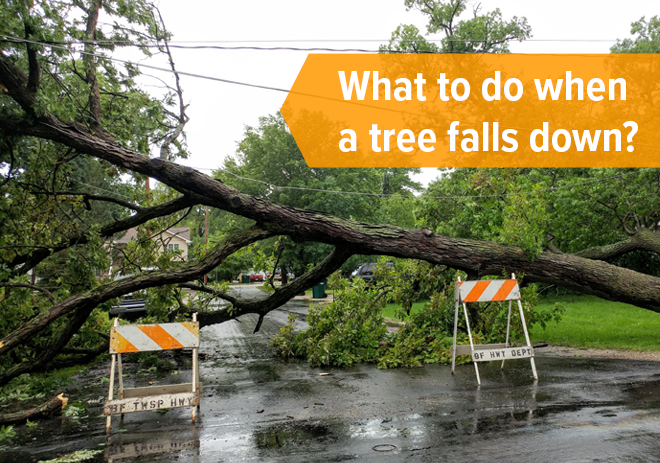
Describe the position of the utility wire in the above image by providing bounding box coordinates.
[31,165,656,203]
[3,35,652,201]
[70,180,137,201]
[0,34,623,55]
[211,167,648,200]
[0,35,633,101]
[0,36,623,46]
[0,35,292,94]
[0,35,636,121]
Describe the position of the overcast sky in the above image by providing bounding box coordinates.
[151,0,657,185]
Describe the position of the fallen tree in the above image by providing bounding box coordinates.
[4,111,660,310]
[0,393,68,425]
[1,1,660,387]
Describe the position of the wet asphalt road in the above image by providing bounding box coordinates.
[3,286,660,462]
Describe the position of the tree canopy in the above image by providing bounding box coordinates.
[382,0,531,53]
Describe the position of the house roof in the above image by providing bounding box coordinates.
[115,227,191,244]
[164,227,191,243]
[115,228,138,244]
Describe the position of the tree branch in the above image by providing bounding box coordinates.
[0,51,39,116]
[24,22,41,94]
[192,246,353,330]
[155,7,188,160]
[0,394,68,425]
[180,283,238,305]
[7,194,200,275]
[574,228,660,260]
[0,283,55,303]
[52,340,110,369]
[83,0,103,129]
[24,187,142,212]
[4,111,660,311]
[0,226,272,363]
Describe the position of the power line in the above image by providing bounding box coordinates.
[0,36,624,47]
[1,35,637,117]
[210,167,648,200]
[0,35,632,100]
[0,35,292,94]
[70,180,136,201]
[3,34,653,202]
[0,36,380,53]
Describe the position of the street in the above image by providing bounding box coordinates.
[3,287,660,462]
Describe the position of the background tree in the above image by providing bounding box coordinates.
[216,113,422,279]
[382,0,531,54]
[611,15,660,53]
[419,168,660,279]
[416,13,660,278]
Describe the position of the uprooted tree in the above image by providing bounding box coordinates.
[1,0,660,388]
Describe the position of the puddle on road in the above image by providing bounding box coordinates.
[253,422,334,449]
[624,378,660,408]
[104,431,200,462]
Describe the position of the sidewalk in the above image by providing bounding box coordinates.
[292,293,334,305]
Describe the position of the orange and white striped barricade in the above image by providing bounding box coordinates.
[451,274,537,385]
[104,314,201,433]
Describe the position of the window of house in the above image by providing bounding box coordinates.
[168,243,179,251]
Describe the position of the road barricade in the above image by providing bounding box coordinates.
[451,274,537,385]
[103,314,201,433]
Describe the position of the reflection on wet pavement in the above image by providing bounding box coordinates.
[2,286,660,462]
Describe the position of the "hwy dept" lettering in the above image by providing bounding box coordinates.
[471,347,534,362]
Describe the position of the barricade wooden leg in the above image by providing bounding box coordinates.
[106,318,119,434]
[117,353,124,422]
[502,300,512,370]
[462,302,480,385]
[517,299,538,380]
[106,353,116,434]
[192,313,198,423]
[451,299,459,375]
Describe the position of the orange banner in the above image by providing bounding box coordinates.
[281,54,660,167]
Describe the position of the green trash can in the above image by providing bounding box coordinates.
[312,280,326,299]
[241,275,250,283]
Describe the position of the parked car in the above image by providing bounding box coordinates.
[109,271,150,320]
[351,262,394,283]
[250,274,264,282]
[110,294,147,321]
[273,269,295,281]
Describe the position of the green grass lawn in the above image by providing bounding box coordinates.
[381,294,660,352]
[383,300,427,320]
[530,295,660,351]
